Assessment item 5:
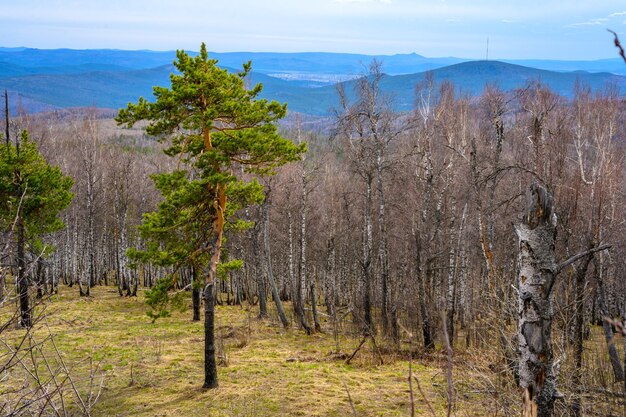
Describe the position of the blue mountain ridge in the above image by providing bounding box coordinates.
[0,48,624,116]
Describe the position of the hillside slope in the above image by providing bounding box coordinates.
[1,59,624,115]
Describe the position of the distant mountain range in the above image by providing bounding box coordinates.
[1,48,625,116]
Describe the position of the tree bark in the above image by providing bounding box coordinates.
[415,227,433,350]
[17,216,31,328]
[597,266,625,383]
[362,174,374,334]
[515,184,558,417]
[262,191,289,327]
[192,265,201,321]
[296,171,313,335]
[311,281,322,333]
[571,253,592,417]
[203,282,218,389]
[376,138,394,339]
[253,220,268,319]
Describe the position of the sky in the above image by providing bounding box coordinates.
[1,0,626,60]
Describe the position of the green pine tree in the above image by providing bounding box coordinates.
[0,130,74,327]
[117,43,305,389]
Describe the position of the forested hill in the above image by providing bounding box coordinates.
[1,47,625,115]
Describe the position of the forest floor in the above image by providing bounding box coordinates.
[1,286,500,416]
[3,286,625,416]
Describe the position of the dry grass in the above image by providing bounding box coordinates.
[1,286,495,416]
[3,286,625,416]
[0,287,624,416]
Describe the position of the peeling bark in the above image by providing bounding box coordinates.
[515,184,558,417]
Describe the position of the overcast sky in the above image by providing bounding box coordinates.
[2,0,625,60]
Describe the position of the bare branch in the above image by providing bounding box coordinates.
[556,244,611,275]
[603,317,626,337]
[608,29,626,63]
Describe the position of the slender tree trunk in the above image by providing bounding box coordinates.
[447,202,467,343]
[71,213,78,288]
[262,191,289,327]
[597,266,625,382]
[376,142,393,339]
[445,196,457,342]
[311,269,322,333]
[416,155,434,350]
[571,254,592,417]
[324,233,336,318]
[253,222,268,318]
[85,169,94,296]
[17,217,31,328]
[623,309,626,396]
[362,174,373,334]
[297,171,313,335]
[515,184,558,417]
[288,211,296,302]
[192,265,201,321]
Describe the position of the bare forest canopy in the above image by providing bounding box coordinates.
[1,47,625,115]
[2,46,626,415]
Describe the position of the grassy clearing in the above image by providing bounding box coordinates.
[1,286,493,416]
[3,286,624,416]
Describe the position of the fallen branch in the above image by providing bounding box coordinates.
[346,336,367,365]
[343,380,358,417]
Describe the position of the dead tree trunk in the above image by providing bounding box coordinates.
[515,184,611,417]
[515,184,559,417]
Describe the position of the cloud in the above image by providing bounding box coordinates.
[502,19,515,23]
[565,18,608,28]
[609,11,626,17]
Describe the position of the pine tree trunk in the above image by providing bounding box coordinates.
[203,282,218,389]
[192,266,201,321]
[35,257,43,299]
